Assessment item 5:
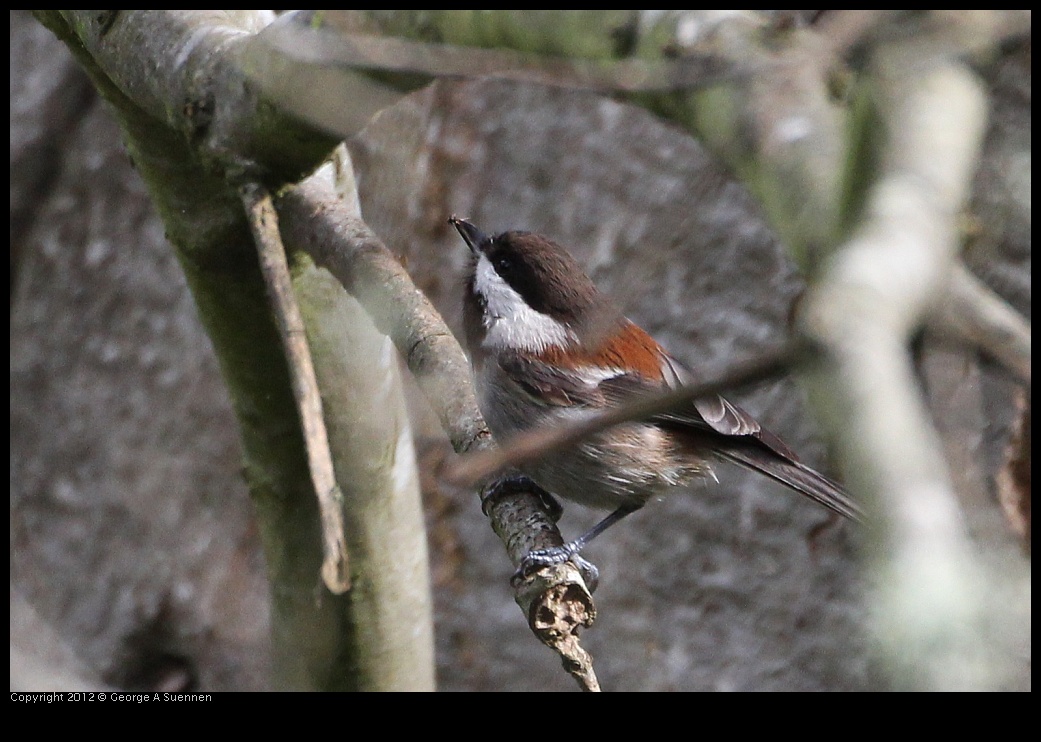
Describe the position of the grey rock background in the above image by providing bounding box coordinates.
[10,11,1029,691]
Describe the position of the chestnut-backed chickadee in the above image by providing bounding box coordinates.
[450,216,860,579]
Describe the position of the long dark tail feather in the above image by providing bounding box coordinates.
[718,447,863,523]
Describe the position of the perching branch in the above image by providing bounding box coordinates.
[276,180,484,455]
[240,182,350,594]
[274,175,600,691]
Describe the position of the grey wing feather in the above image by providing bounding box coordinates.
[498,354,605,408]
[652,350,861,521]
[655,351,797,460]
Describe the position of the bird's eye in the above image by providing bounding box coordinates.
[495,256,511,273]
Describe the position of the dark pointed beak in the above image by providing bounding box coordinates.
[449,215,485,254]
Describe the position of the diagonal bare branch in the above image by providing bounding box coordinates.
[241,182,351,594]
[258,21,739,95]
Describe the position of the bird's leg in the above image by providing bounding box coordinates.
[514,503,642,592]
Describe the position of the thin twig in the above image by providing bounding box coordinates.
[240,182,351,594]
[931,262,1031,384]
[447,346,795,487]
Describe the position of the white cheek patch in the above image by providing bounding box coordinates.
[474,253,577,352]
